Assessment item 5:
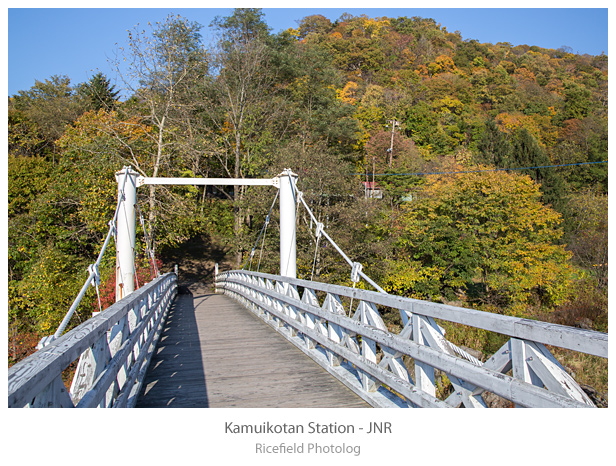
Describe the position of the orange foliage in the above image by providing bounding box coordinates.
[514,67,536,84]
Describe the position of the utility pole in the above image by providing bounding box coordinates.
[386,119,400,168]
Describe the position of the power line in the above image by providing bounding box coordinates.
[359,160,608,178]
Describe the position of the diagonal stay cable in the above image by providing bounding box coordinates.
[289,179,485,365]
[289,176,386,294]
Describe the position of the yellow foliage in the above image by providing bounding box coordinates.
[433,96,464,115]
[336,81,358,104]
[495,112,555,147]
[361,17,391,38]
[393,162,576,308]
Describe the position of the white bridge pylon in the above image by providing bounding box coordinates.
[115,167,297,302]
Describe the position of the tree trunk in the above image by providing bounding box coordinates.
[234,135,243,266]
[147,115,166,252]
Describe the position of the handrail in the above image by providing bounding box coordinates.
[235,271,607,358]
[8,273,177,408]
[216,270,607,408]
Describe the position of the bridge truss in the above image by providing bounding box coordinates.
[216,270,606,408]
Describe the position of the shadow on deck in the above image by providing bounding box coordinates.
[136,283,370,408]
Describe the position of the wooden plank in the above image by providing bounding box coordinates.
[136,285,370,408]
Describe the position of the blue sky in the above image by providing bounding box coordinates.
[6,6,609,98]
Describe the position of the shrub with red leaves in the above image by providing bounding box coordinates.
[8,330,40,368]
[95,257,164,312]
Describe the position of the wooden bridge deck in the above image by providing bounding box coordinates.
[136,283,370,408]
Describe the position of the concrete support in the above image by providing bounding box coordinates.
[115,167,138,302]
[278,169,298,278]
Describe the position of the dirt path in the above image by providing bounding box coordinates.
[158,234,235,286]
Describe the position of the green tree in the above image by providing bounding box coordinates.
[477,123,566,210]
[8,104,46,157]
[199,8,280,264]
[211,7,270,46]
[9,75,86,160]
[476,119,512,165]
[280,40,359,154]
[510,128,566,210]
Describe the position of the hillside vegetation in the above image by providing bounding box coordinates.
[8,10,607,395]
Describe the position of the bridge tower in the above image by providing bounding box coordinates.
[115,167,138,302]
[278,169,298,279]
[114,167,297,299]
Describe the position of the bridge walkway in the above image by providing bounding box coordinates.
[136,283,370,408]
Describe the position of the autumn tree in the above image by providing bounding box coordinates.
[297,14,332,39]
[366,129,418,172]
[387,163,575,311]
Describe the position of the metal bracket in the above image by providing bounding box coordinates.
[108,221,117,241]
[36,335,56,350]
[88,264,101,287]
[351,262,363,283]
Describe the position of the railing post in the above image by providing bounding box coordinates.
[115,167,138,302]
[278,169,298,279]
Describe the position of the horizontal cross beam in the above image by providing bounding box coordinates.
[136,176,279,188]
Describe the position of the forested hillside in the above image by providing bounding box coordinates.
[7,10,607,393]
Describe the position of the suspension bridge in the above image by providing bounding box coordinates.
[7,167,608,408]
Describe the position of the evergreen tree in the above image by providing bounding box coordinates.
[510,128,566,210]
[80,72,120,111]
[476,119,512,166]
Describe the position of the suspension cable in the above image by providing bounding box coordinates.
[310,221,323,281]
[289,176,386,294]
[47,169,160,347]
[242,190,280,271]
[135,201,160,278]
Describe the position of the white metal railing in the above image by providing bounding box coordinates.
[8,273,177,408]
[216,270,608,408]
